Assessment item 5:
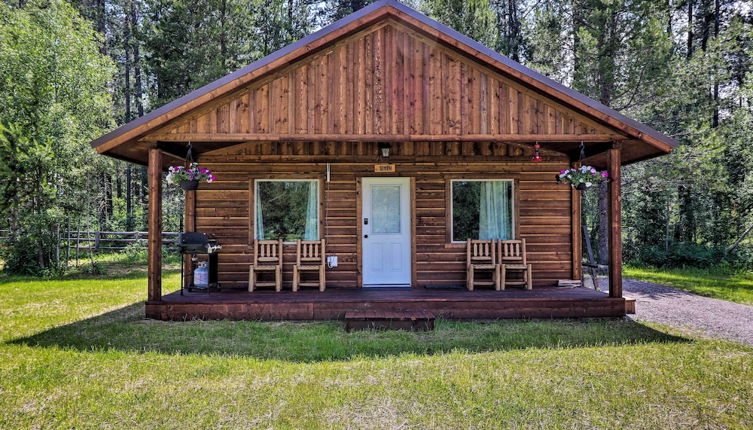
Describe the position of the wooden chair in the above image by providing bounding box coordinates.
[466,239,500,291]
[249,239,283,292]
[292,239,326,292]
[498,239,533,290]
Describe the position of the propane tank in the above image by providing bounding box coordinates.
[194,261,209,288]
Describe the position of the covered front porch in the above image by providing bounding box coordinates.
[89,1,678,321]
[141,142,629,320]
[147,285,629,320]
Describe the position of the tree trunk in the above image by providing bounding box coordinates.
[597,181,609,265]
[712,0,720,127]
[572,0,582,78]
[126,164,134,231]
[700,0,712,52]
[102,172,113,230]
[131,0,145,117]
[220,0,227,69]
[687,0,694,58]
[141,166,148,228]
[124,11,132,123]
[677,185,695,242]
[97,0,107,55]
[507,0,521,61]
[116,165,123,199]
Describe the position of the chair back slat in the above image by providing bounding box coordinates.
[498,239,527,265]
[254,239,282,265]
[466,239,496,264]
[295,239,325,265]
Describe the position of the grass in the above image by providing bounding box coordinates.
[625,265,753,306]
[1,265,752,428]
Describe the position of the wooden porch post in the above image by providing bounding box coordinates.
[147,147,163,302]
[571,161,582,281]
[607,143,622,298]
[183,181,196,288]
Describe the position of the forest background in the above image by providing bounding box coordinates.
[1,0,751,275]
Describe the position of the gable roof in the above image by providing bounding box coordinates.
[90,0,677,165]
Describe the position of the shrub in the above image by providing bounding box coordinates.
[625,242,726,268]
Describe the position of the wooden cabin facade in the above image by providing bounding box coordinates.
[91,1,676,320]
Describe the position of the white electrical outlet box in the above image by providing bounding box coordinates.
[326,256,338,268]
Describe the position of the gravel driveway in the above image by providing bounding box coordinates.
[616,279,753,346]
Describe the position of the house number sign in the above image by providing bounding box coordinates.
[374,164,396,173]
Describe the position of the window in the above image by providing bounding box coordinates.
[255,180,319,242]
[451,179,514,242]
[371,185,401,234]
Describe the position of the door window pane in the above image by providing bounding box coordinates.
[452,180,513,241]
[371,185,401,234]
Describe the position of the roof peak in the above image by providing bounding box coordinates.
[91,0,676,163]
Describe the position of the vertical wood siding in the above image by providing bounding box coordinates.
[156,21,611,139]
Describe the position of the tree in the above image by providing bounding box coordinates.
[422,0,498,48]
[0,0,115,273]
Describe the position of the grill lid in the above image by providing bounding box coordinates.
[178,232,221,254]
[180,232,214,245]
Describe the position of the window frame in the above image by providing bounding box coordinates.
[447,178,518,244]
[249,177,323,244]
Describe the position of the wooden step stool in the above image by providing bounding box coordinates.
[344,311,436,331]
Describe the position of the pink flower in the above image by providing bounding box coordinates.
[560,170,567,174]
[601,171,608,177]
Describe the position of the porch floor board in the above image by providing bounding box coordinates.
[147,287,627,320]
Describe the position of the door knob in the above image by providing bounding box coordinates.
[364,234,369,239]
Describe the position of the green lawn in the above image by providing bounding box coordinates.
[625,265,753,306]
[1,264,752,428]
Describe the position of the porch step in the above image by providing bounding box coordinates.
[625,298,636,314]
[344,310,435,332]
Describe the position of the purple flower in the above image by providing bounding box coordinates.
[601,171,608,178]
[560,170,567,174]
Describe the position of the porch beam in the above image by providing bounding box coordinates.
[607,143,622,298]
[147,147,163,302]
[147,133,621,143]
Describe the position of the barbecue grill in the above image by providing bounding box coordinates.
[178,232,222,293]
[178,232,222,254]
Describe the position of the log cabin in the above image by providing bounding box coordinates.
[90,0,677,321]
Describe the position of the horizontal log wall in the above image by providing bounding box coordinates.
[193,142,572,289]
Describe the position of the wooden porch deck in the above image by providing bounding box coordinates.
[146,287,627,320]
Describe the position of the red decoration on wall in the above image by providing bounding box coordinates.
[531,143,543,162]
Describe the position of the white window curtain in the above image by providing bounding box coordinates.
[255,192,265,240]
[255,180,318,241]
[303,181,318,240]
[479,181,511,240]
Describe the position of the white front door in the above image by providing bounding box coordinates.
[362,177,411,286]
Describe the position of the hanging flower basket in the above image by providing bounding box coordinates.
[556,165,608,190]
[166,163,216,190]
[180,179,200,190]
